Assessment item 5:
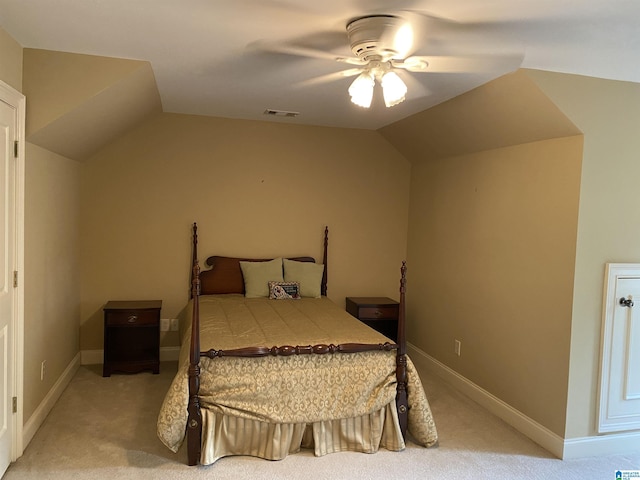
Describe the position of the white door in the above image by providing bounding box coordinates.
[0,87,20,475]
[599,264,640,433]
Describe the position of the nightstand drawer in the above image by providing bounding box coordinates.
[103,300,161,377]
[105,310,158,326]
[345,297,399,342]
[358,306,398,320]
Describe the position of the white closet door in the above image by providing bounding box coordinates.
[598,264,640,433]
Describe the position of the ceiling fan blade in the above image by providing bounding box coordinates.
[248,40,366,65]
[372,10,469,60]
[397,53,524,74]
[295,68,363,87]
[387,9,528,60]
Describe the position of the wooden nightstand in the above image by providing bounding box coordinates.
[345,297,399,342]
[103,300,162,377]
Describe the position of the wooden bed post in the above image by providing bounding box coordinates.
[396,261,409,438]
[321,226,328,296]
[187,223,202,466]
[189,223,198,299]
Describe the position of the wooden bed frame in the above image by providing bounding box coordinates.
[185,223,408,466]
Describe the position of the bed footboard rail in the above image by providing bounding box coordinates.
[201,342,398,359]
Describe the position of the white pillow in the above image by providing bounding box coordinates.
[283,258,324,298]
[239,258,283,298]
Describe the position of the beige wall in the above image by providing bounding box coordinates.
[0,26,22,92]
[24,143,81,421]
[380,71,581,162]
[405,136,582,436]
[526,70,640,439]
[1,25,82,426]
[22,49,145,136]
[23,49,161,161]
[380,71,584,437]
[79,113,411,350]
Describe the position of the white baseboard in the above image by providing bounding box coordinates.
[407,342,565,458]
[407,343,640,459]
[80,349,102,365]
[23,352,80,449]
[161,346,180,362]
[562,430,640,459]
[80,346,180,366]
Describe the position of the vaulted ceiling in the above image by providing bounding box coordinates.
[1,0,638,131]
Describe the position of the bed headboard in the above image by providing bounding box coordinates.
[191,224,329,297]
[199,256,317,295]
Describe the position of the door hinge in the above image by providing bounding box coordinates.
[13,271,17,288]
[13,141,18,158]
[12,397,17,414]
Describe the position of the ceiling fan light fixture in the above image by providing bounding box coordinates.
[381,71,407,107]
[348,72,375,108]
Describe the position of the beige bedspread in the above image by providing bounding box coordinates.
[157,295,437,460]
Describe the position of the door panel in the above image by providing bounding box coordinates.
[0,96,15,475]
[599,265,640,432]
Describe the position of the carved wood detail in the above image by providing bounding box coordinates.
[201,342,398,359]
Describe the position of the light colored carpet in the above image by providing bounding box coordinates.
[4,362,639,479]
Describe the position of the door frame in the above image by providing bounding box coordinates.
[0,79,25,461]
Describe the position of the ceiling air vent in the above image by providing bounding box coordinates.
[263,109,300,117]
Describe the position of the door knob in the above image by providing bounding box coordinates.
[619,297,634,308]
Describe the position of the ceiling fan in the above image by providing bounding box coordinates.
[252,12,523,109]
[343,15,426,108]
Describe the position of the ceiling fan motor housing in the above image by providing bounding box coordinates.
[346,15,406,62]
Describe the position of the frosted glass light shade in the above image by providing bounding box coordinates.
[381,71,407,107]
[348,72,375,108]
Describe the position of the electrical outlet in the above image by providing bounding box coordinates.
[170,318,179,331]
[454,339,461,357]
[160,318,170,331]
[40,360,46,381]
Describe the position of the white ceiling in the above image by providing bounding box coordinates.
[1,0,639,130]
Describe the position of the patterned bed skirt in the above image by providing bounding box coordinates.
[200,401,404,465]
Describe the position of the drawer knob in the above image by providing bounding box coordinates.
[127,315,138,323]
[374,310,382,317]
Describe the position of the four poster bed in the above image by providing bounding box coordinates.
[157,223,438,466]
